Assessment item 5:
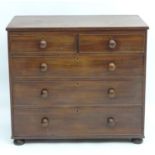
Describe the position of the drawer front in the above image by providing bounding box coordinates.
[9,32,77,53]
[13,80,142,107]
[13,106,142,138]
[11,54,144,79]
[79,34,145,53]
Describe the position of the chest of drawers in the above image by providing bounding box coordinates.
[6,15,148,145]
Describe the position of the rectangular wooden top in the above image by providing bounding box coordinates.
[6,15,148,31]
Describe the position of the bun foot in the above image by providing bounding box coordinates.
[131,138,143,144]
[14,139,25,145]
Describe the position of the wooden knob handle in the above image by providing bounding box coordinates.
[109,39,117,49]
[40,40,47,49]
[108,62,116,71]
[107,117,116,127]
[41,117,49,127]
[108,88,116,98]
[41,89,48,98]
[40,63,48,72]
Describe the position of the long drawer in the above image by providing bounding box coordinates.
[13,80,143,107]
[10,54,144,79]
[13,106,143,138]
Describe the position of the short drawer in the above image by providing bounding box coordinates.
[13,80,142,107]
[10,54,144,79]
[13,106,143,138]
[9,32,77,53]
[79,33,145,53]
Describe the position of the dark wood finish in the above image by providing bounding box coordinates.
[9,32,77,53]
[6,15,148,31]
[6,15,148,144]
[131,138,143,144]
[10,54,144,79]
[13,106,142,138]
[14,139,25,145]
[79,33,145,53]
[13,80,143,107]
